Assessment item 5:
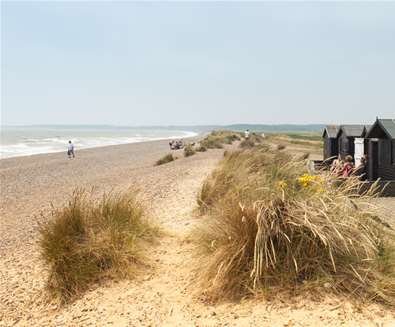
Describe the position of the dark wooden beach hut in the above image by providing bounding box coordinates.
[322,125,339,160]
[337,125,367,160]
[365,118,395,181]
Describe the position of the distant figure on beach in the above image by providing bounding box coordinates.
[244,129,250,139]
[67,140,75,158]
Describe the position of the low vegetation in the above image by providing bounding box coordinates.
[200,130,242,149]
[156,153,176,166]
[267,134,323,149]
[196,145,207,152]
[239,138,255,149]
[239,133,265,149]
[248,132,265,144]
[184,144,196,157]
[193,146,395,303]
[285,132,322,142]
[39,190,157,302]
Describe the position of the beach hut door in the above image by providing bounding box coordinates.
[354,138,364,166]
[368,140,379,181]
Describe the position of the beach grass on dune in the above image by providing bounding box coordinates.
[156,153,176,166]
[196,145,207,152]
[193,145,395,303]
[184,144,196,157]
[200,130,242,149]
[39,189,157,302]
[239,138,255,148]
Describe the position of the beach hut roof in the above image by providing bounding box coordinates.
[322,125,339,138]
[337,125,366,137]
[366,119,395,139]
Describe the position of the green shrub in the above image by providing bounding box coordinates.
[39,190,157,302]
[156,153,176,166]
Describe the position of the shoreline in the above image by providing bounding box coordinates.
[0,136,205,254]
[0,132,200,161]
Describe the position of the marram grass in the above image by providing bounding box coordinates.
[193,146,395,303]
[184,144,196,157]
[39,189,157,303]
[156,153,176,166]
[200,131,242,149]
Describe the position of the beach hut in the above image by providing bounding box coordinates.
[337,125,367,160]
[322,125,339,161]
[365,118,395,181]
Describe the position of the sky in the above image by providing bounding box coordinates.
[1,1,394,126]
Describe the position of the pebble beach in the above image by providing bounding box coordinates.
[1,139,394,326]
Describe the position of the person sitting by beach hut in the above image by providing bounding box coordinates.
[341,155,354,178]
[353,154,368,181]
[330,154,343,176]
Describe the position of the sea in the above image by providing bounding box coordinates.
[0,125,197,159]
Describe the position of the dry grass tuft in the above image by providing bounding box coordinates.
[196,145,207,152]
[249,132,265,144]
[239,138,256,149]
[39,189,157,303]
[184,144,196,157]
[156,153,176,166]
[200,131,242,149]
[193,147,395,303]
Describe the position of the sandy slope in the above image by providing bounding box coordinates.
[1,140,394,326]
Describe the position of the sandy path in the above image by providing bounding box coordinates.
[1,141,394,326]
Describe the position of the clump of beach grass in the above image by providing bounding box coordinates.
[200,130,241,149]
[196,145,207,152]
[193,147,395,304]
[239,138,256,149]
[39,189,157,303]
[239,133,265,149]
[156,153,176,166]
[184,144,196,157]
[249,132,265,144]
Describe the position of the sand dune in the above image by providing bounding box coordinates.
[1,140,394,326]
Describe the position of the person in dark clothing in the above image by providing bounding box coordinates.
[67,140,75,158]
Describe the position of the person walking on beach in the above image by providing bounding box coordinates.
[67,140,75,158]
